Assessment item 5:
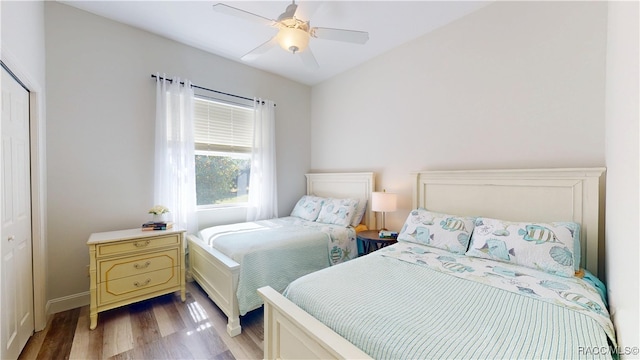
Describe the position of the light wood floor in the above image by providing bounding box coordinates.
[18,282,264,359]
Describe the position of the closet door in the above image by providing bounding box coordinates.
[1,66,34,360]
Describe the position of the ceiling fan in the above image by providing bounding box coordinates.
[212,1,369,69]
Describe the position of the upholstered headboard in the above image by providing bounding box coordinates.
[305,172,376,229]
[411,168,605,276]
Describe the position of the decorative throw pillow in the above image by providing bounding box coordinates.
[290,195,325,221]
[350,199,368,227]
[316,198,359,227]
[397,208,475,254]
[465,217,580,277]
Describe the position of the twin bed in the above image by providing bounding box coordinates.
[258,168,616,359]
[187,172,375,336]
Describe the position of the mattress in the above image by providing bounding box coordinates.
[284,241,616,359]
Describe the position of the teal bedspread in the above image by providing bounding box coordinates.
[284,242,616,359]
[198,217,356,315]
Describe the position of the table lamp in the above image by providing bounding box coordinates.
[371,190,397,230]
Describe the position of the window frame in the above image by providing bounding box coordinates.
[193,95,254,209]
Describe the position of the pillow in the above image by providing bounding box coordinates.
[290,195,325,221]
[316,198,359,227]
[570,223,581,271]
[465,217,580,277]
[354,224,368,233]
[397,208,475,254]
[350,199,368,226]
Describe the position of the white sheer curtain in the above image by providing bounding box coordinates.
[154,74,198,234]
[246,98,278,221]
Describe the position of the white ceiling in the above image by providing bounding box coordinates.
[60,1,490,86]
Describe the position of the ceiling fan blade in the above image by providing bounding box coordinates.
[293,1,323,21]
[241,36,278,61]
[213,3,275,27]
[277,2,298,21]
[311,27,369,44]
[299,47,319,69]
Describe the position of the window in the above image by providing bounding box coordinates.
[193,96,253,207]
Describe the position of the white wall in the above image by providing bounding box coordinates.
[1,1,45,83]
[1,0,48,331]
[604,1,639,356]
[311,1,608,231]
[44,2,311,310]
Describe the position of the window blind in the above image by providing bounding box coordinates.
[193,97,254,153]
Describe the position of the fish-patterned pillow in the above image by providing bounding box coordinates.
[397,209,475,254]
[290,195,325,221]
[465,217,580,277]
[316,198,359,227]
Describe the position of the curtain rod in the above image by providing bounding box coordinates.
[151,74,275,107]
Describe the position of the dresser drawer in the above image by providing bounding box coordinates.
[96,234,180,257]
[98,248,179,283]
[98,266,180,305]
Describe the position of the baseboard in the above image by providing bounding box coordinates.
[47,291,90,315]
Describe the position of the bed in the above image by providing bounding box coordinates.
[258,168,615,359]
[187,172,375,337]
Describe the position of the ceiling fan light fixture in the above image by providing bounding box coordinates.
[215,1,369,67]
[276,27,309,54]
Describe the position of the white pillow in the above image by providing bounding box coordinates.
[316,198,359,227]
[290,195,325,221]
[350,199,368,226]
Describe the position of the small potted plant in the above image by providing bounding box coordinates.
[148,205,170,222]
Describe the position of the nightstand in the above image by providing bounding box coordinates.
[87,228,186,330]
[357,230,397,256]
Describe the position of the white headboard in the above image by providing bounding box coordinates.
[305,172,376,229]
[412,168,605,276]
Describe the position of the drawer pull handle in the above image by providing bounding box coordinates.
[134,261,151,270]
[133,240,150,248]
[133,279,151,288]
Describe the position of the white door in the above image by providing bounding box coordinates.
[1,66,34,360]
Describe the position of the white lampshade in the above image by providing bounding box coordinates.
[277,27,309,54]
[371,191,397,213]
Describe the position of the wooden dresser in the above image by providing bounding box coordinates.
[87,228,186,330]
